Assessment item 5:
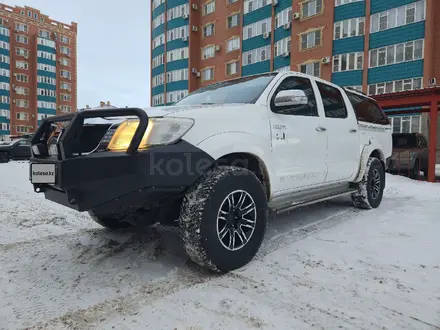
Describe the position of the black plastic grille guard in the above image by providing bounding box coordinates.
[31,108,149,160]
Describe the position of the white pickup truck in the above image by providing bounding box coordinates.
[29,71,392,273]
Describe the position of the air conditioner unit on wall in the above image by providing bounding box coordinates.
[192,4,198,10]
[272,0,278,6]
[263,32,270,39]
[214,45,221,52]
[283,22,291,30]
[322,56,331,64]
[282,51,290,58]
[293,12,300,20]
[192,26,198,32]
[182,13,189,19]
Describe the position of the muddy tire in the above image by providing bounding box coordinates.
[88,209,133,229]
[0,152,10,163]
[179,165,268,273]
[351,157,385,210]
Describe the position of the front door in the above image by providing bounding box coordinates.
[269,75,328,192]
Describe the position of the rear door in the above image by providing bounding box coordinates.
[315,81,360,183]
[268,74,328,191]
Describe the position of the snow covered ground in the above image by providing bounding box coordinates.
[1,161,440,330]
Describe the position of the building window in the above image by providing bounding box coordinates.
[370,0,425,34]
[60,70,71,80]
[299,61,320,77]
[300,29,322,50]
[202,45,216,59]
[60,105,72,113]
[0,27,9,37]
[152,73,164,87]
[37,50,56,61]
[0,55,9,64]
[227,13,240,28]
[38,75,56,85]
[228,0,239,4]
[16,47,29,58]
[152,33,165,49]
[166,47,189,62]
[202,67,214,81]
[226,61,238,75]
[277,66,291,71]
[167,26,189,42]
[16,99,29,108]
[203,23,215,37]
[243,0,270,15]
[275,7,292,29]
[16,112,29,120]
[61,36,70,44]
[16,61,28,70]
[59,58,70,66]
[15,86,29,95]
[16,125,30,133]
[368,77,423,95]
[37,37,56,48]
[203,1,215,15]
[1,123,10,131]
[335,0,362,6]
[152,13,165,29]
[15,35,28,44]
[333,52,363,72]
[369,39,424,68]
[226,36,240,52]
[61,82,71,91]
[15,74,28,83]
[274,37,291,57]
[166,68,188,83]
[0,69,9,77]
[0,110,10,118]
[38,88,56,98]
[60,46,71,56]
[152,93,165,106]
[334,17,365,40]
[243,18,271,40]
[152,0,165,10]
[301,0,323,19]
[167,4,189,21]
[15,23,28,32]
[389,116,422,134]
[242,45,271,66]
[38,30,50,38]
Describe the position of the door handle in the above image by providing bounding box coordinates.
[349,129,357,133]
[316,126,326,132]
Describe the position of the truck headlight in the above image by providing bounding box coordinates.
[107,117,194,151]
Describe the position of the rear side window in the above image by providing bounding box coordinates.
[346,91,389,125]
[316,82,347,119]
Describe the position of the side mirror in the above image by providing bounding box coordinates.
[274,90,308,107]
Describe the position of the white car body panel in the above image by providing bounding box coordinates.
[84,71,392,201]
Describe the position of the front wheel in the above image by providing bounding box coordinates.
[179,166,268,273]
[351,157,385,210]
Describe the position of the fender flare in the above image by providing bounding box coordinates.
[352,142,385,183]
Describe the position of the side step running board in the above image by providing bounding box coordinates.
[272,190,357,215]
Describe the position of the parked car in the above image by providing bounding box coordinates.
[0,138,32,163]
[386,132,429,179]
[28,71,392,273]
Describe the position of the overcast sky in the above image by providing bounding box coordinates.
[6,0,151,108]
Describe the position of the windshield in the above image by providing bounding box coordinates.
[174,73,277,106]
[392,134,417,148]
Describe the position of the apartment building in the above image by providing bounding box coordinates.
[0,4,77,140]
[150,0,439,133]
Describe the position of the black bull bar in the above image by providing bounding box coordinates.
[31,107,149,160]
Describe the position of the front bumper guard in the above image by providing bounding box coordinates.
[29,108,214,212]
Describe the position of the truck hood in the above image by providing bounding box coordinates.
[84,104,245,125]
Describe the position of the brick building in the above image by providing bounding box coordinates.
[0,4,77,140]
[150,0,440,135]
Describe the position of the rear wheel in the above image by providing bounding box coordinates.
[179,166,268,273]
[0,152,10,163]
[351,157,385,210]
